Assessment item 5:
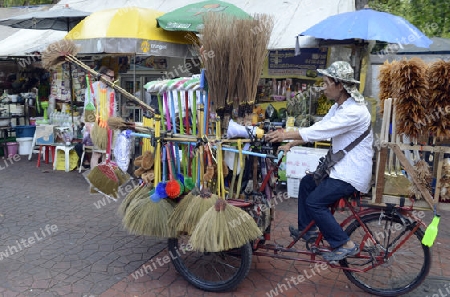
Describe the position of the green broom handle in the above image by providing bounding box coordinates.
[157,93,165,130]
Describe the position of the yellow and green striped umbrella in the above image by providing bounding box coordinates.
[66,6,197,56]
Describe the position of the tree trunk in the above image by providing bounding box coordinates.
[355,0,370,10]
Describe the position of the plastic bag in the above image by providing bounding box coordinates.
[114,130,132,172]
[265,104,277,121]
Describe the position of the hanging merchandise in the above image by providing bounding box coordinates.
[85,92,130,198]
[377,60,396,115]
[426,60,450,139]
[84,74,96,122]
[388,58,429,140]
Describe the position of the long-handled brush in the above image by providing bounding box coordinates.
[121,114,175,238]
[88,91,130,197]
[121,186,175,238]
[168,187,217,235]
[41,39,155,116]
[189,118,262,252]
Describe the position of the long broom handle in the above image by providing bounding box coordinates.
[65,54,155,114]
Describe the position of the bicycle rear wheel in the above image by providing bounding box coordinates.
[342,213,431,296]
[167,235,252,292]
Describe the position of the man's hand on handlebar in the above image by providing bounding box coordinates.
[265,129,285,143]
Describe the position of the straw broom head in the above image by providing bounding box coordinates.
[189,199,262,252]
[118,184,149,217]
[90,122,108,150]
[169,187,218,235]
[85,162,121,198]
[201,13,233,112]
[236,14,273,106]
[122,189,176,238]
[41,39,79,70]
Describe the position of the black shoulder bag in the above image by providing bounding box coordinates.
[312,124,371,186]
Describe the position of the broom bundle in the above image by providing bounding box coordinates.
[118,184,150,217]
[235,14,273,106]
[107,116,151,133]
[200,13,233,113]
[189,118,262,252]
[426,60,450,139]
[168,187,218,235]
[390,58,429,140]
[121,188,175,238]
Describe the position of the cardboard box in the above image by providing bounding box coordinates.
[287,177,300,198]
[35,124,56,145]
[53,126,73,144]
[286,147,328,198]
[286,146,329,179]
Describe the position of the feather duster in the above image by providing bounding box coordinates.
[391,58,429,140]
[377,60,395,114]
[426,60,450,139]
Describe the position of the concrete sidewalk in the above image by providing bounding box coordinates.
[0,156,449,296]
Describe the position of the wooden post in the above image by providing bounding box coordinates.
[375,147,389,203]
[390,144,435,209]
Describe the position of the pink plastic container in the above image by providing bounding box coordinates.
[6,142,18,157]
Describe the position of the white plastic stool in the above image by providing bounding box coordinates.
[53,145,75,172]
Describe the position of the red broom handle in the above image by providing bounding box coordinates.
[106,92,114,161]
[165,143,174,180]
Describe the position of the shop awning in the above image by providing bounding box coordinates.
[0,29,66,57]
[54,0,355,49]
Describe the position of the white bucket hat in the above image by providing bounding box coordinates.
[318,61,365,103]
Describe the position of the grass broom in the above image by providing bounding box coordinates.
[121,187,175,238]
[189,118,262,252]
[167,187,218,235]
[121,114,175,237]
[118,183,149,217]
[85,93,123,198]
[84,74,96,123]
[41,39,155,116]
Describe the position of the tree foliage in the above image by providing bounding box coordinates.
[368,0,450,38]
[0,0,57,7]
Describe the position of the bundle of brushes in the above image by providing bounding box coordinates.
[390,58,429,140]
[107,117,151,133]
[377,60,396,115]
[426,60,450,139]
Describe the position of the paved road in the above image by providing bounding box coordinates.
[0,156,449,296]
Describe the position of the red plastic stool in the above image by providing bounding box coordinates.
[37,145,55,167]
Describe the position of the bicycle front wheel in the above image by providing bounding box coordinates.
[342,213,431,296]
[167,235,252,292]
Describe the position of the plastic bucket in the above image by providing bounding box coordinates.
[6,142,18,157]
[16,137,33,155]
[15,125,36,138]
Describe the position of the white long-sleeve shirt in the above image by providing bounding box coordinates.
[299,98,374,193]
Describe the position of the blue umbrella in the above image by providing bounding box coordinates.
[300,8,432,48]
